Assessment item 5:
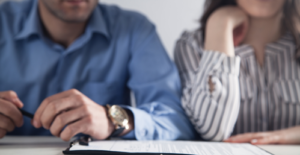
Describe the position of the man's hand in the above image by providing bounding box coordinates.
[33,89,115,141]
[224,126,300,145]
[0,91,24,138]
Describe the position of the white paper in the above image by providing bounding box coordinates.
[70,140,272,155]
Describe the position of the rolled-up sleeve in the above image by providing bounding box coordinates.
[174,31,241,141]
[123,16,198,140]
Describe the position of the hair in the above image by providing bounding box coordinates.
[199,0,300,61]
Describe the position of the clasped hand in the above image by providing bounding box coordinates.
[0,89,115,141]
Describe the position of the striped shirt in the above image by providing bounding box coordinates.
[174,30,300,141]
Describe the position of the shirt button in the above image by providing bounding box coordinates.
[141,129,147,137]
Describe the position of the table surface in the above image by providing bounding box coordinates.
[0,136,299,155]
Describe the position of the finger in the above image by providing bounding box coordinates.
[242,18,249,40]
[233,21,248,47]
[0,98,23,127]
[224,133,254,143]
[0,128,7,139]
[251,134,281,145]
[0,114,15,132]
[33,89,80,128]
[60,116,91,142]
[238,19,249,45]
[40,94,85,129]
[50,106,89,137]
[225,132,265,143]
[0,91,23,108]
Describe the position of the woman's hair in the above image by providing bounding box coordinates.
[199,0,300,61]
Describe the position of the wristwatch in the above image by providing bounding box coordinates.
[106,104,129,137]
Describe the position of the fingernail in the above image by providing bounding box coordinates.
[251,139,258,144]
[33,120,40,128]
[17,98,23,106]
[13,98,23,107]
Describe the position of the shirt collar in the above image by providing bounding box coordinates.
[235,33,296,57]
[15,0,41,40]
[87,6,110,39]
[15,1,110,40]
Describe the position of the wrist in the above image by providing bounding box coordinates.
[106,105,134,138]
[105,106,115,137]
[207,14,235,30]
[205,20,235,56]
[119,109,134,136]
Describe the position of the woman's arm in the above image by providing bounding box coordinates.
[174,6,248,141]
[205,6,249,56]
[225,126,300,144]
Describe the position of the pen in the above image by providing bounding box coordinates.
[19,109,34,119]
[71,136,91,146]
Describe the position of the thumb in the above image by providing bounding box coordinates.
[0,91,24,108]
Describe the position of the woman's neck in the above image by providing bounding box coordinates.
[243,14,283,66]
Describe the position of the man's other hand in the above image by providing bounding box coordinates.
[33,89,115,141]
[0,91,24,138]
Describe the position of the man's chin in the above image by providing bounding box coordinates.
[59,15,89,23]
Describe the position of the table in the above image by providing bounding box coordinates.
[258,145,300,155]
[0,136,299,155]
[0,136,68,155]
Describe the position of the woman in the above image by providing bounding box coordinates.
[175,0,300,144]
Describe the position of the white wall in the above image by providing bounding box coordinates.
[101,0,205,59]
[0,0,205,59]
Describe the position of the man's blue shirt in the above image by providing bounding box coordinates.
[0,0,197,140]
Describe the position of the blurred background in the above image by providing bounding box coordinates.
[0,0,205,59]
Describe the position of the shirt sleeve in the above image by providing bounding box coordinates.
[174,31,241,141]
[124,15,198,140]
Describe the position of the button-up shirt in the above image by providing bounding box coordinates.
[0,0,197,140]
[175,30,300,141]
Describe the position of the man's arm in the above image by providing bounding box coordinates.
[124,14,198,140]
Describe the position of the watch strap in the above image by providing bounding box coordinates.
[109,126,125,137]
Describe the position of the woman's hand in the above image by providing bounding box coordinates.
[224,126,300,145]
[205,6,249,56]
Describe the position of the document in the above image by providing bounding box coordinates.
[70,140,272,155]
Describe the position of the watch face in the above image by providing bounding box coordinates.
[109,105,129,126]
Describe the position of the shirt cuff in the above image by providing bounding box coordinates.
[121,130,135,139]
[200,51,240,75]
[119,105,154,140]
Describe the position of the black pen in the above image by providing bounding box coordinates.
[19,109,34,119]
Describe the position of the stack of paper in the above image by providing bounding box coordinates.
[70,140,272,155]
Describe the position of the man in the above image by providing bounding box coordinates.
[0,0,197,141]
